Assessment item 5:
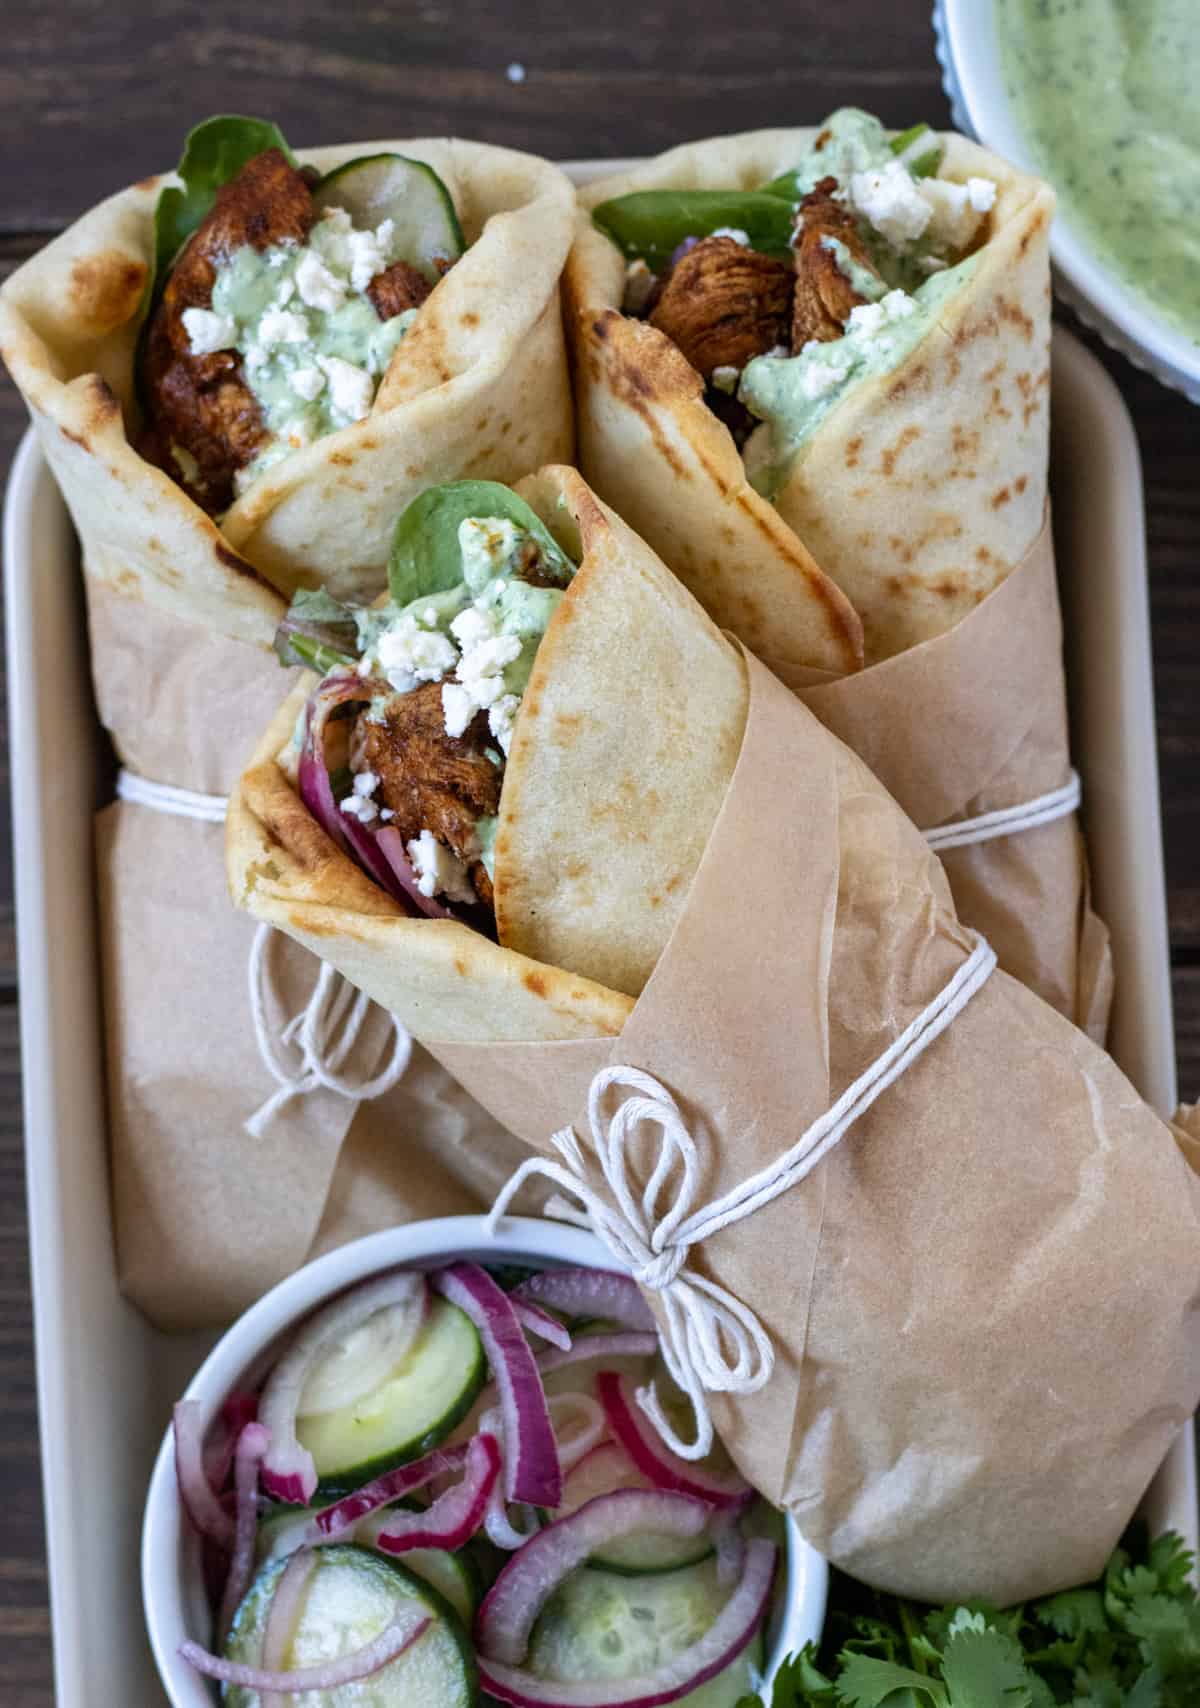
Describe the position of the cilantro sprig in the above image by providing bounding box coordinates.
[746,1529,1200,1708]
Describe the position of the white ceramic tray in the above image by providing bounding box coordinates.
[5,317,1195,1702]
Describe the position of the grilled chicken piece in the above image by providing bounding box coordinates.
[649,236,793,380]
[791,176,884,349]
[140,149,316,511]
[353,680,502,908]
[365,259,433,321]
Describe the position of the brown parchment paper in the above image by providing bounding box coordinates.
[87,581,525,1331]
[792,520,1113,1043]
[418,654,1200,1603]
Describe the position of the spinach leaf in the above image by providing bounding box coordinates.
[591,189,796,271]
[152,114,297,298]
[387,480,576,608]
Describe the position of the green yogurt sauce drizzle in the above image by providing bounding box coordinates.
[997,0,1200,346]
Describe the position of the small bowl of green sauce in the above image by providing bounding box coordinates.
[935,0,1200,403]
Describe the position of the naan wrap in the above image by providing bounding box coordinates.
[0,129,576,632]
[227,465,1200,1605]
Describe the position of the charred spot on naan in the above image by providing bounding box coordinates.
[68,251,149,336]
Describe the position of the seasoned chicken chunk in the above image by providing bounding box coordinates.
[791,176,883,349]
[353,680,501,908]
[140,149,316,511]
[366,259,433,321]
[649,236,793,380]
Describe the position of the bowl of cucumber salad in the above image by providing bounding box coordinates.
[142,1215,827,1708]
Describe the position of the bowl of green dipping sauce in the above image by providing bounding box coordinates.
[935,0,1200,403]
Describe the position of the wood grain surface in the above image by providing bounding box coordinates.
[1,4,1197,1699]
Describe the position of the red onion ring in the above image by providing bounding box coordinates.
[513,1270,656,1333]
[173,1401,235,1550]
[597,1372,751,1511]
[313,1441,470,1538]
[180,1601,431,1693]
[434,1264,562,1508]
[259,1546,318,1706]
[536,1332,659,1379]
[258,1270,427,1504]
[546,1393,607,1475]
[477,1489,716,1667]
[374,825,457,919]
[219,1422,271,1641]
[203,1391,260,1497]
[477,1537,777,1708]
[368,1431,501,1554]
[512,1298,573,1352]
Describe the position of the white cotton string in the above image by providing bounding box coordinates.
[243,924,412,1137]
[922,769,1081,852]
[116,768,228,823]
[488,930,997,1464]
[113,769,411,1132]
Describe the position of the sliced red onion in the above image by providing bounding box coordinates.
[713,1512,746,1588]
[297,673,374,863]
[668,236,701,270]
[547,1392,607,1476]
[259,1270,427,1504]
[260,1546,318,1703]
[297,675,417,910]
[512,1298,573,1352]
[313,1442,470,1539]
[375,825,457,920]
[486,1479,540,1551]
[204,1391,260,1497]
[477,1489,715,1666]
[173,1401,235,1549]
[434,1264,562,1508]
[180,1601,431,1693]
[369,1432,500,1554]
[477,1537,777,1708]
[536,1333,659,1379]
[219,1422,271,1641]
[597,1372,751,1511]
[513,1270,656,1334]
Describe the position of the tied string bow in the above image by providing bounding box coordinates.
[489,930,997,1463]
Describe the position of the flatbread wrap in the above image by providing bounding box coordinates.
[567,114,1108,1033]
[568,109,1052,669]
[0,116,576,626]
[227,464,1200,1604]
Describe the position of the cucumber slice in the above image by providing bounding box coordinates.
[393,1546,478,1626]
[224,1544,477,1707]
[297,1297,485,1496]
[526,1557,763,1706]
[312,154,464,284]
[552,1444,714,1575]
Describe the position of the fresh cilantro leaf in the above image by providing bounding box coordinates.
[939,1626,1034,1707]
[836,1654,948,1708]
[152,115,296,298]
[1035,1590,1108,1641]
[741,1644,838,1707]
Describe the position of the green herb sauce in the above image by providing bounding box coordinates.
[998,0,1200,344]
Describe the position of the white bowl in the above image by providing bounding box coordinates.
[142,1213,828,1705]
[934,0,1200,404]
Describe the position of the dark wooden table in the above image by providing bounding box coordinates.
[1,4,1197,1699]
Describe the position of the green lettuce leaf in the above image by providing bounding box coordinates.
[152,114,296,297]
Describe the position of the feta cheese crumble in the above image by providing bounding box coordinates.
[320,355,374,423]
[407,829,478,905]
[917,175,997,254]
[182,307,237,356]
[846,160,933,250]
[711,226,751,246]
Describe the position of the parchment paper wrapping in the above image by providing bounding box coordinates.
[230,486,1200,1601]
[794,521,1113,1041]
[87,582,526,1331]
